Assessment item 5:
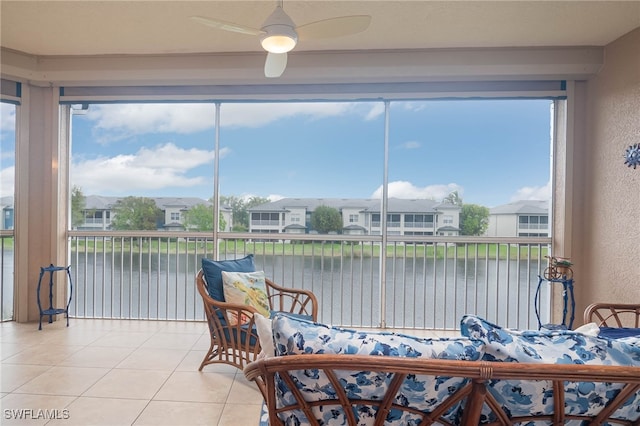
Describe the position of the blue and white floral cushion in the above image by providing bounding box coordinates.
[460,315,640,424]
[619,335,640,348]
[270,313,484,426]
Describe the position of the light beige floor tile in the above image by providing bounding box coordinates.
[1,325,53,345]
[175,350,208,372]
[35,327,108,346]
[157,321,206,333]
[84,368,170,399]
[1,364,52,392]
[217,402,263,426]
[3,345,85,366]
[64,319,127,332]
[112,320,168,332]
[1,343,35,361]
[226,374,263,405]
[193,334,213,351]
[14,366,109,396]
[90,331,155,348]
[134,400,224,426]
[153,371,234,403]
[140,332,201,350]
[0,336,42,348]
[197,361,239,374]
[116,347,188,370]
[46,396,148,426]
[59,345,135,368]
[0,393,75,426]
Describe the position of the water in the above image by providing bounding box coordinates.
[66,252,550,330]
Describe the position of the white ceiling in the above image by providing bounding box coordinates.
[2,1,640,57]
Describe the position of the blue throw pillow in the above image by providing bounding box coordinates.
[201,254,255,302]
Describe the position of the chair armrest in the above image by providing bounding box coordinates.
[265,278,318,321]
[584,303,640,328]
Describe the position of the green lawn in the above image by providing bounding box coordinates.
[69,238,548,260]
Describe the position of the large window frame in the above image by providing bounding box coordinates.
[60,81,567,240]
[58,84,568,328]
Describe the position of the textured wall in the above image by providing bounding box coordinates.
[575,27,640,317]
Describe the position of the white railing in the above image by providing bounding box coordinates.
[66,231,552,330]
[519,224,549,230]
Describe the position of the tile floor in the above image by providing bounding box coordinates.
[1,318,455,425]
[1,319,263,426]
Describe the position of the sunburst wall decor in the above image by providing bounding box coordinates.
[624,143,640,169]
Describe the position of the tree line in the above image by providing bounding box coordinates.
[71,187,489,235]
[71,187,267,232]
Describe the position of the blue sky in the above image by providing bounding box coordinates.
[1,99,551,208]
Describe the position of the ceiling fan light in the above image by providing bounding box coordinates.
[260,25,298,53]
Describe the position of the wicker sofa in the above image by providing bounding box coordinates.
[244,313,640,425]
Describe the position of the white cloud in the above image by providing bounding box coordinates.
[220,102,363,127]
[0,103,16,132]
[0,166,15,197]
[71,143,220,195]
[1,150,14,161]
[371,181,463,201]
[86,104,216,138]
[394,101,428,113]
[510,181,551,202]
[83,102,381,141]
[401,141,421,149]
[364,103,385,121]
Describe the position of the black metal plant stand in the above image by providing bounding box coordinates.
[535,275,575,331]
[37,264,73,330]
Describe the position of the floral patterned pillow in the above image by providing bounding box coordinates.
[221,270,270,325]
[460,314,640,365]
[270,313,484,425]
[460,315,640,423]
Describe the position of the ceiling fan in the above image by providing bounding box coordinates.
[191,1,371,78]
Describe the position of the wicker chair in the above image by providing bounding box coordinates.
[195,269,318,371]
[584,303,640,328]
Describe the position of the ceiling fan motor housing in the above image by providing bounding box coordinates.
[260,6,298,53]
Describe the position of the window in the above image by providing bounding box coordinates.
[67,99,550,236]
[219,101,383,234]
[519,215,549,230]
[405,214,434,228]
[389,99,551,238]
[0,102,15,231]
[371,213,381,228]
[251,212,279,225]
[70,103,217,231]
[387,214,401,228]
[0,100,16,321]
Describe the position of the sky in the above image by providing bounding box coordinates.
[1,98,551,208]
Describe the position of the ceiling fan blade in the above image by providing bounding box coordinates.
[296,15,371,40]
[264,52,288,78]
[190,16,263,36]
